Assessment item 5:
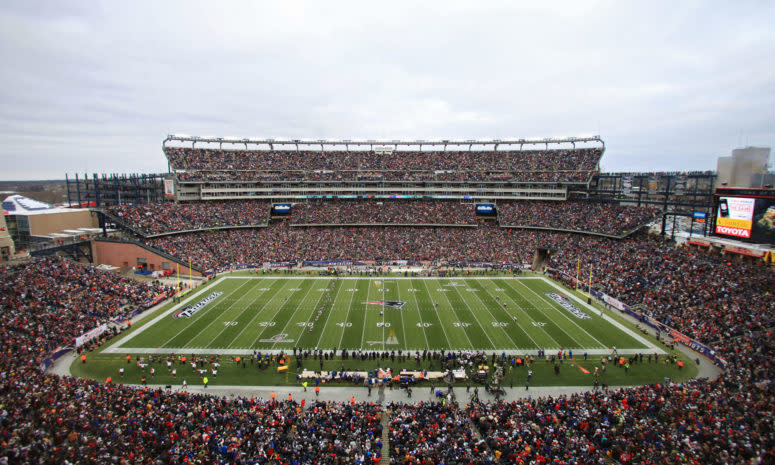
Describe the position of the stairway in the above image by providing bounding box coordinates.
[379,409,390,465]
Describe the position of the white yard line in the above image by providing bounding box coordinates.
[408,279,432,349]
[481,280,546,348]
[270,280,323,350]
[358,280,373,350]
[247,280,313,348]
[204,279,278,349]
[396,281,408,351]
[105,277,240,353]
[106,275,663,355]
[112,347,655,356]
[503,279,585,348]
[463,279,523,349]
[542,278,663,353]
[514,279,607,349]
[226,279,291,348]
[294,280,334,347]
[426,279,475,349]
[163,280,258,348]
[380,281,386,350]
[333,279,354,349]
[448,281,498,349]
[220,276,549,280]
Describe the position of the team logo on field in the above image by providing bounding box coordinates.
[545,292,591,319]
[258,333,293,343]
[363,300,406,309]
[173,292,223,318]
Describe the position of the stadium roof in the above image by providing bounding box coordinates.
[164,135,604,148]
[2,195,85,215]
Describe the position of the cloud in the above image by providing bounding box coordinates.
[0,0,773,179]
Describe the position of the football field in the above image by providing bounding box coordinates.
[107,276,659,355]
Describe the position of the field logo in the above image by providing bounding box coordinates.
[259,333,293,343]
[363,300,406,309]
[173,292,223,318]
[367,330,399,346]
[545,292,591,320]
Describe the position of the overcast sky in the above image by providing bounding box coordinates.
[1,1,773,180]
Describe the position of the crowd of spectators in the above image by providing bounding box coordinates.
[469,366,773,464]
[0,258,384,464]
[290,200,477,225]
[0,257,169,356]
[164,147,602,183]
[1,371,383,464]
[1,225,774,462]
[109,199,656,237]
[498,201,659,236]
[389,402,490,464]
[148,224,524,269]
[173,169,593,183]
[550,235,775,348]
[107,200,269,235]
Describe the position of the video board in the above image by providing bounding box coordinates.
[271,203,291,215]
[475,203,496,216]
[714,188,775,243]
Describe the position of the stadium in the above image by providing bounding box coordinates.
[2,133,774,464]
[4,2,775,463]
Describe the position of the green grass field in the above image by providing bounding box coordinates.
[105,276,658,355]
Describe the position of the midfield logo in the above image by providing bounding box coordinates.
[363,300,406,309]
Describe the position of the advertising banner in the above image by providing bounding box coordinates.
[75,324,108,347]
[715,197,755,238]
[601,293,627,311]
[621,175,633,195]
[163,179,175,197]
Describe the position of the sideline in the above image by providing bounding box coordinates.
[50,275,722,400]
[591,300,723,381]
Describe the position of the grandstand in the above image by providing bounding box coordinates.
[162,135,605,201]
[81,135,667,273]
[2,134,773,464]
